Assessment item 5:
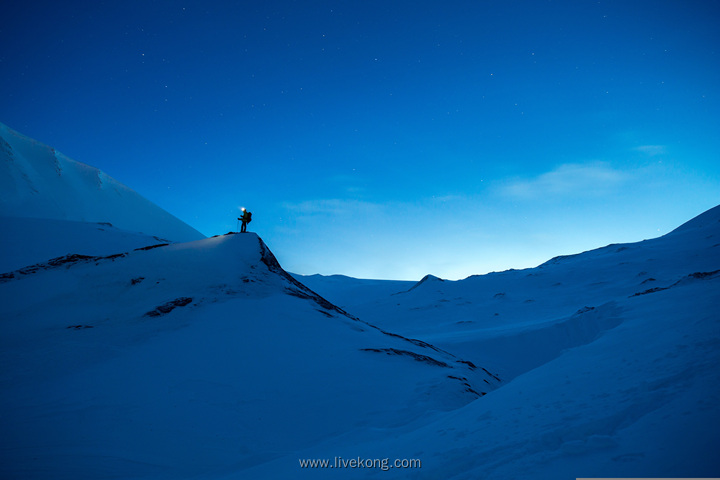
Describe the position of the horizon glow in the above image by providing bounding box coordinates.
[1,0,719,280]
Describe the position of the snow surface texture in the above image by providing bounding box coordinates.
[0,232,496,479]
[0,122,204,243]
[292,206,720,479]
[1,125,718,479]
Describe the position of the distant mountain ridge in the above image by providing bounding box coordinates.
[0,122,204,242]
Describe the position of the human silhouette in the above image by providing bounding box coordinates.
[239,208,252,233]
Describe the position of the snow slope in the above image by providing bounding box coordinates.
[0,216,176,272]
[0,232,498,479]
[0,122,204,242]
[275,205,720,479]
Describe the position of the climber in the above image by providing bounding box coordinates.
[238,208,252,233]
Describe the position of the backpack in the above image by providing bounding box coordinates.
[246,212,252,223]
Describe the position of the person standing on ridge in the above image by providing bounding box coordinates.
[239,208,252,233]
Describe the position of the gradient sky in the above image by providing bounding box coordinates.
[2,0,719,280]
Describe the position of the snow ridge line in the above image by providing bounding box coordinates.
[255,235,501,386]
[257,235,359,319]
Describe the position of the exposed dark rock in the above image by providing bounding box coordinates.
[481,367,502,382]
[102,253,126,262]
[7,254,94,278]
[689,270,720,279]
[631,270,719,298]
[144,297,193,317]
[456,359,477,370]
[1,252,130,282]
[134,243,169,251]
[574,306,596,315]
[462,382,484,397]
[48,254,95,266]
[631,286,670,297]
[360,348,451,368]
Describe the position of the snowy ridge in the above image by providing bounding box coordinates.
[0,122,204,242]
[273,204,720,479]
[0,231,500,479]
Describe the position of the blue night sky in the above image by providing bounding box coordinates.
[2,1,719,280]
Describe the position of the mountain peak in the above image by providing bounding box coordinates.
[406,273,445,292]
[0,122,204,242]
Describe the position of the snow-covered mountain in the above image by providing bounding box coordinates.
[300,206,720,348]
[1,125,718,479]
[290,205,720,479]
[0,232,499,479]
[0,122,204,244]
